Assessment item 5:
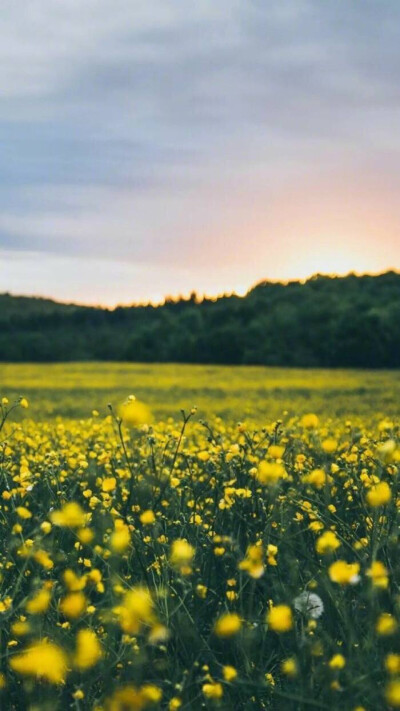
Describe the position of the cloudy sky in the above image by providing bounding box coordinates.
[1,0,400,305]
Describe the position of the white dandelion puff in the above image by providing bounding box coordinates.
[293,591,324,619]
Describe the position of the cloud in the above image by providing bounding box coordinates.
[1,0,400,300]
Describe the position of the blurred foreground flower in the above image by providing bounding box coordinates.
[51,502,86,528]
[119,395,152,428]
[214,613,242,638]
[267,605,293,632]
[74,629,103,670]
[9,640,67,684]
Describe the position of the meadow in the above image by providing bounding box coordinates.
[1,363,400,422]
[0,364,399,710]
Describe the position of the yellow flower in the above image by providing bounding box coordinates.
[115,587,155,634]
[16,506,32,519]
[202,681,223,699]
[73,690,85,700]
[74,629,103,670]
[301,413,319,428]
[321,438,338,453]
[110,520,131,553]
[19,398,29,409]
[119,397,152,427]
[170,539,195,568]
[106,684,159,710]
[63,569,87,591]
[102,477,116,493]
[238,544,265,578]
[11,621,31,636]
[78,527,94,544]
[267,605,293,633]
[140,510,156,525]
[9,640,67,684]
[376,612,398,636]
[366,560,389,589]
[268,445,285,459]
[329,654,346,670]
[304,469,326,488]
[141,685,162,703]
[222,665,237,682]
[329,560,360,585]
[60,592,86,619]
[256,461,287,486]
[34,549,53,570]
[385,679,400,707]
[26,588,51,615]
[281,657,298,677]
[214,613,241,638]
[169,698,182,710]
[385,654,400,675]
[366,481,391,507]
[51,502,86,528]
[315,530,341,555]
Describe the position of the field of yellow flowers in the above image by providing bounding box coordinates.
[0,367,399,710]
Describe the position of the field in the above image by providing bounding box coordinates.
[0,364,399,710]
[1,363,400,422]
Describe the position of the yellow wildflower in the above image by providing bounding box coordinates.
[119,397,152,427]
[316,530,341,555]
[16,506,32,519]
[376,613,398,636]
[385,679,400,707]
[281,657,298,677]
[51,502,86,528]
[202,681,223,699]
[366,481,391,507]
[366,560,389,589]
[26,588,51,615]
[385,654,400,675]
[102,477,116,492]
[60,592,86,619]
[223,665,237,681]
[214,613,241,638]
[256,461,287,485]
[329,654,346,670]
[267,605,293,633]
[140,510,156,525]
[110,520,131,553]
[74,629,103,670]
[9,640,67,684]
[301,413,319,428]
[170,539,195,568]
[329,560,360,585]
[238,544,265,578]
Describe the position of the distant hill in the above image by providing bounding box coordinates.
[1,271,399,367]
[0,293,84,318]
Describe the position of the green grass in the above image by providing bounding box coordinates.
[1,363,399,422]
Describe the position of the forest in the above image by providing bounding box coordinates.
[1,271,399,367]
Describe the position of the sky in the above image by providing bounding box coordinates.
[1,0,400,306]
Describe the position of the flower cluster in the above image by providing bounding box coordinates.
[0,395,398,709]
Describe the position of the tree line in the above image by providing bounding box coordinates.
[0,271,399,367]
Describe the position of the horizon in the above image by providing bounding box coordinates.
[1,2,400,304]
[2,267,398,309]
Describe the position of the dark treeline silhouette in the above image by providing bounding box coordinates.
[1,272,399,367]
